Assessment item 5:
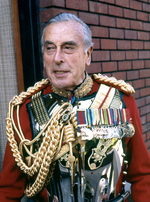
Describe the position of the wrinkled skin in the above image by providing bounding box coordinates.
[43,21,93,91]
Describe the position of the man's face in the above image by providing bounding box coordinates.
[43,21,92,91]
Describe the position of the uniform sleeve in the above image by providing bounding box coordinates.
[0,99,48,202]
[0,141,26,202]
[123,95,150,202]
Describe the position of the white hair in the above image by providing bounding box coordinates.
[41,12,93,53]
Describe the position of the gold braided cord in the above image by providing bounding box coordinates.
[24,119,61,197]
[11,78,50,106]
[25,113,77,197]
[45,162,56,186]
[6,100,78,197]
[63,124,75,143]
[93,73,135,94]
[7,102,72,175]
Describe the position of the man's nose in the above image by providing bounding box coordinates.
[54,48,64,64]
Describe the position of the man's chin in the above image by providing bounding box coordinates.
[53,82,74,91]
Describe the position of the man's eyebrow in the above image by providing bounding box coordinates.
[62,41,78,46]
[43,40,78,47]
[43,40,54,45]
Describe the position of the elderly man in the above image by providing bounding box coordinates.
[0,12,150,202]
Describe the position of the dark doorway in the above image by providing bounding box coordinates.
[18,0,43,90]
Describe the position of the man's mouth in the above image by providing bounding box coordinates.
[55,71,67,74]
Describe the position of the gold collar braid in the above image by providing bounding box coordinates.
[52,73,93,99]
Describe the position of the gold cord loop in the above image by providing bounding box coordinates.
[6,97,77,197]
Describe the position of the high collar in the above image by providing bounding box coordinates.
[51,72,93,99]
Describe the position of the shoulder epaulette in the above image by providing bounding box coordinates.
[11,78,50,106]
[93,73,135,94]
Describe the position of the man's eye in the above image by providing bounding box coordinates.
[47,46,55,50]
[44,45,56,54]
[65,46,72,49]
[64,46,75,53]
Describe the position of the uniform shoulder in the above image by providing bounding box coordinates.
[92,73,135,95]
[11,78,50,106]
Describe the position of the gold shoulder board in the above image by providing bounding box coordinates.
[93,73,135,94]
[11,78,50,106]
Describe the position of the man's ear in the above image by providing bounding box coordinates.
[43,60,48,78]
[43,59,45,68]
[43,67,48,78]
[85,46,93,66]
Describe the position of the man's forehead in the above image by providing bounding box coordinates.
[44,20,84,40]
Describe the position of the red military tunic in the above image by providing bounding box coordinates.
[0,75,150,202]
